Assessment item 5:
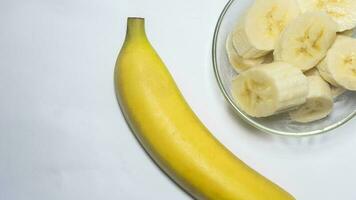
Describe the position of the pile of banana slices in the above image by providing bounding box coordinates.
[227,0,356,123]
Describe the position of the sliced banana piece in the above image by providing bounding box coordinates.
[317,59,340,86]
[297,0,356,32]
[231,62,308,117]
[232,21,269,59]
[304,68,346,98]
[274,12,337,71]
[317,35,356,90]
[226,33,264,73]
[232,0,300,59]
[289,76,333,123]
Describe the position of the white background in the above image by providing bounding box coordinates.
[1,0,356,199]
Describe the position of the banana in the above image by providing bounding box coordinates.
[116,18,295,200]
[317,35,356,90]
[232,0,300,59]
[226,33,264,73]
[317,59,339,86]
[289,76,333,123]
[297,0,356,32]
[304,68,346,98]
[274,12,337,71]
[231,62,308,117]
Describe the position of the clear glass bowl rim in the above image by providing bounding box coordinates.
[212,0,356,137]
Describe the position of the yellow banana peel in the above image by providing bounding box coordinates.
[114,17,295,200]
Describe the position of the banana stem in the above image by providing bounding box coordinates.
[126,17,147,41]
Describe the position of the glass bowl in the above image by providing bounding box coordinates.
[212,0,356,136]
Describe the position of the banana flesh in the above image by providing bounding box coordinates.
[289,76,333,123]
[297,0,356,32]
[232,0,300,59]
[274,12,337,71]
[317,36,356,90]
[226,33,264,72]
[304,68,346,98]
[231,62,308,117]
[226,0,356,123]
[317,59,340,86]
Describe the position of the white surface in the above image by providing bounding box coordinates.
[0,0,355,199]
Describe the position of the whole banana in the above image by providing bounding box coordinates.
[115,18,295,200]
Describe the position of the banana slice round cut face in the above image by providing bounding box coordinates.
[297,0,356,32]
[231,62,308,117]
[232,0,300,59]
[274,12,337,71]
[317,36,356,90]
[289,76,333,123]
[226,33,264,73]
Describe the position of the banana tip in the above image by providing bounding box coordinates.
[128,17,145,20]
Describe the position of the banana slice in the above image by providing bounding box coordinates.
[289,76,333,123]
[231,62,308,117]
[232,0,300,59]
[226,33,264,73]
[317,59,340,86]
[274,12,337,71]
[297,0,356,32]
[317,35,356,90]
[304,68,346,98]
